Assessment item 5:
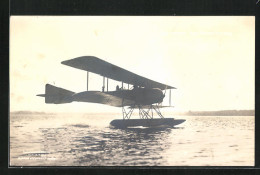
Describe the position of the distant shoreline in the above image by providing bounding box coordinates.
[10,110,255,116]
[10,111,55,115]
[176,110,254,116]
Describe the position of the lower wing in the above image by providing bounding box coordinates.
[72,91,135,107]
[128,105,174,109]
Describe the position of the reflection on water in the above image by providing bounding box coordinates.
[10,114,254,166]
[40,125,172,166]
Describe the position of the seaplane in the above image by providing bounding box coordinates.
[37,56,185,128]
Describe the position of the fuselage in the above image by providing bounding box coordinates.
[106,87,164,105]
[73,87,164,106]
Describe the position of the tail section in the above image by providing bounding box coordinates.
[37,84,75,104]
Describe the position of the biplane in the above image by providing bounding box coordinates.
[37,56,185,128]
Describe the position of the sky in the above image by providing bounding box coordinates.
[10,16,255,113]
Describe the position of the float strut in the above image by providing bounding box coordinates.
[122,107,134,119]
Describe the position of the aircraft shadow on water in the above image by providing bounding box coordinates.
[37,56,185,128]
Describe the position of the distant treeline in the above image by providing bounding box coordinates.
[11,110,255,116]
[181,110,254,116]
[10,111,54,115]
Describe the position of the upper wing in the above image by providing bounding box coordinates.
[72,91,135,107]
[61,56,176,90]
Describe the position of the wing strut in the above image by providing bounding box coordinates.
[102,76,105,92]
[87,71,89,91]
[169,89,171,106]
[107,78,109,92]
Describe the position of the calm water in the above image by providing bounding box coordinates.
[10,113,254,166]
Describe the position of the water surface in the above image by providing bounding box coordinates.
[10,113,254,166]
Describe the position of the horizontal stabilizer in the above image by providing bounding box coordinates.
[36,94,45,97]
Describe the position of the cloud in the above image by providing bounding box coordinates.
[38,53,45,60]
[17,96,24,103]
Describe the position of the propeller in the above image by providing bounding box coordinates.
[158,85,167,106]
